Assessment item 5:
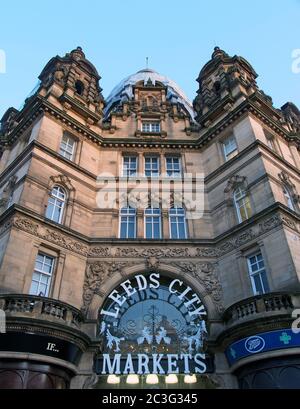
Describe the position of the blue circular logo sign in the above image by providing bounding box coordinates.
[245,336,265,354]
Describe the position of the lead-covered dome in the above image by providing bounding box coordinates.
[104,68,196,120]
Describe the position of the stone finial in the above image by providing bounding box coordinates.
[70,46,85,61]
[211,46,229,59]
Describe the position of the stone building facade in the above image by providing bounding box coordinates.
[0,46,300,389]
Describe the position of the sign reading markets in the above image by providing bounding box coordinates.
[226,329,300,366]
[96,273,213,375]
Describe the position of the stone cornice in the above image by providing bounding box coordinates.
[1,202,299,259]
[2,92,298,152]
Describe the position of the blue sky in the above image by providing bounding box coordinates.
[1,0,300,118]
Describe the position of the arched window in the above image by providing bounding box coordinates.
[283,185,295,211]
[169,207,187,239]
[233,187,252,223]
[119,207,136,238]
[145,208,161,239]
[45,186,66,224]
[75,80,84,96]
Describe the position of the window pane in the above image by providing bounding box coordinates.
[39,284,47,296]
[146,223,152,239]
[253,274,263,294]
[178,222,186,239]
[261,271,270,293]
[127,223,135,238]
[30,281,38,295]
[239,206,247,221]
[171,222,178,239]
[153,221,160,238]
[45,203,54,220]
[40,274,49,284]
[120,223,127,238]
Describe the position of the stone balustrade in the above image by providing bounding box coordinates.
[0,294,83,329]
[223,292,300,326]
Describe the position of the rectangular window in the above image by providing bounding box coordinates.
[30,253,54,297]
[145,208,162,239]
[123,156,138,176]
[166,157,181,177]
[169,207,187,239]
[234,187,252,223]
[59,134,75,161]
[223,136,238,161]
[120,208,136,238]
[247,252,270,295]
[142,122,160,133]
[145,156,159,177]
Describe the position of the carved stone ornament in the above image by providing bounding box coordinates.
[10,210,299,264]
[146,256,160,272]
[174,261,224,312]
[49,174,75,192]
[224,175,247,194]
[82,261,132,314]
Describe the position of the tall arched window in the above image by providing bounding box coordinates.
[233,187,252,223]
[169,207,187,239]
[119,207,136,239]
[45,186,66,224]
[283,185,295,211]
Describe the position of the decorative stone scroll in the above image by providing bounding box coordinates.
[174,261,224,313]
[82,261,132,314]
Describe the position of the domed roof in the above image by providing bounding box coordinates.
[104,68,196,120]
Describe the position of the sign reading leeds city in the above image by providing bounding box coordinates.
[96,273,214,375]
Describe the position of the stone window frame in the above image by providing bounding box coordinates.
[168,206,188,239]
[246,252,270,295]
[264,128,282,156]
[165,154,182,178]
[119,206,137,239]
[24,243,62,299]
[224,175,255,226]
[221,134,238,162]
[45,185,67,224]
[122,153,139,177]
[278,171,300,213]
[59,133,77,161]
[29,251,55,297]
[141,121,161,133]
[144,154,160,177]
[238,242,273,297]
[144,207,162,239]
[58,131,81,164]
[44,174,75,228]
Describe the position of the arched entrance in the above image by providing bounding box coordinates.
[92,271,215,389]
